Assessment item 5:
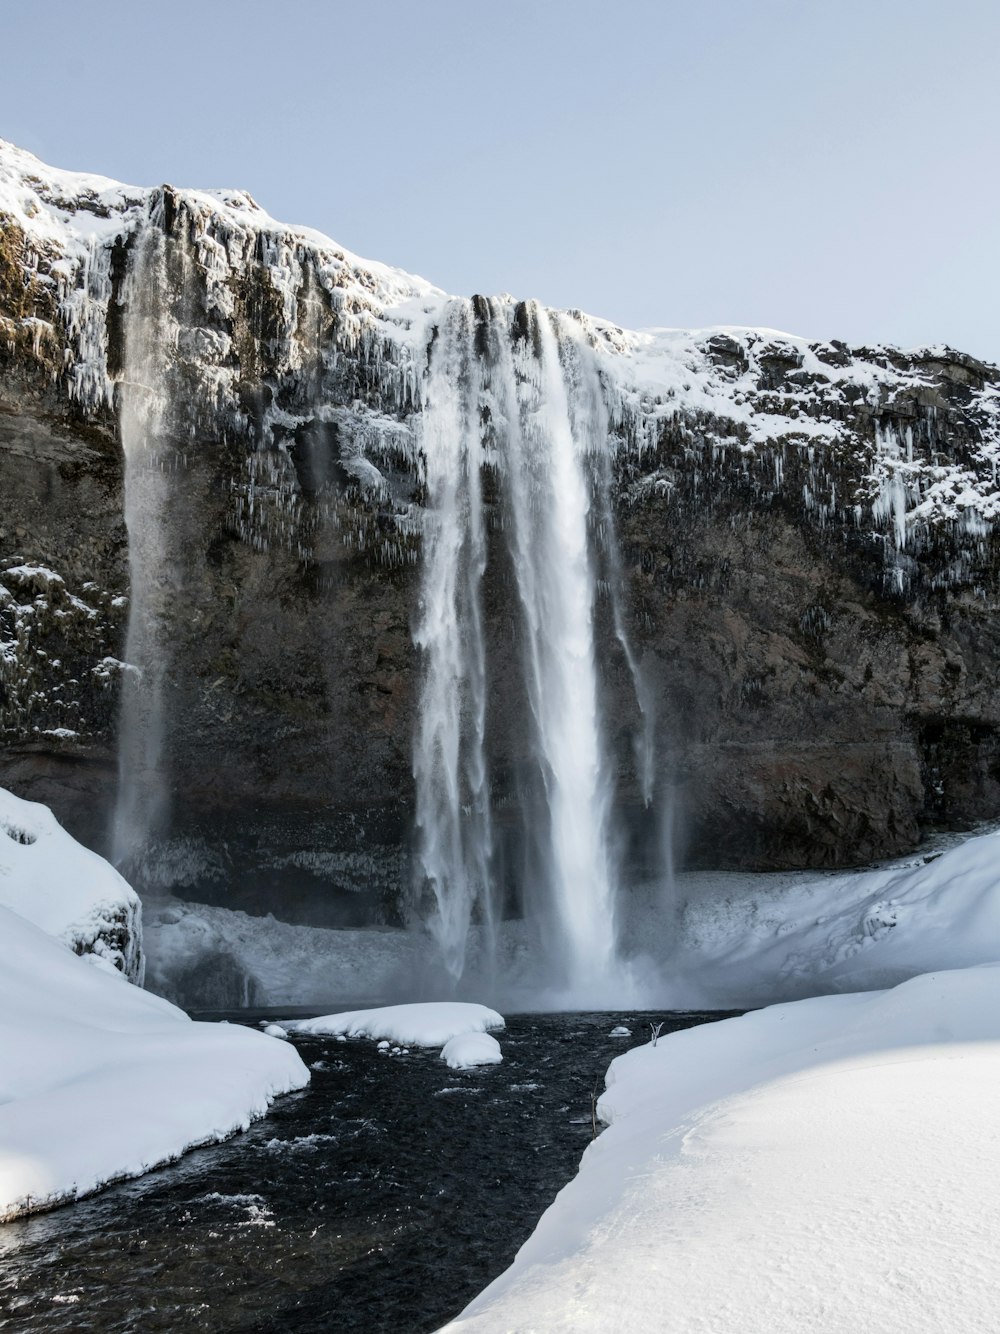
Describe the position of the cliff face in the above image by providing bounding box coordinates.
[1,140,998,930]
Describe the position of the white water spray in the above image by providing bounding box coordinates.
[575,330,657,809]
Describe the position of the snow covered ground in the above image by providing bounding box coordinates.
[0,787,143,980]
[0,905,308,1221]
[442,965,1000,1333]
[0,788,309,1222]
[658,825,1000,1008]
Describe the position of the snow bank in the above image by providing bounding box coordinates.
[286,1001,504,1047]
[443,965,1000,1332]
[671,827,1000,1007]
[0,788,142,980]
[441,1032,503,1070]
[146,829,1000,1014]
[0,906,308,1221]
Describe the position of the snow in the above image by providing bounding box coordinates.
[661,827,1000,1008]
[285,1001,504,1047]
[0,905,308,1221]
[144,827,1000,1014]
[443,965,1000,1333]
[143,895,429,1009]
[440,1032,503,1070]
[0,787,142,979]
[1,564,65,589]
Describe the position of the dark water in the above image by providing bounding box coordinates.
[0,1012,733,1333]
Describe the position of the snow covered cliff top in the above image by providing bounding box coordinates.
[2,137,999,544]
[3,136,996,390]
[0,137,440,307]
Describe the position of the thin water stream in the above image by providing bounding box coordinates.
[0,1011,734,1333]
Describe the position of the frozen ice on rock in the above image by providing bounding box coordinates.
[441,1032,503,1070]
[285,1001,504,1047]
[263,1025,288,1040]
[608,1026,631,1037]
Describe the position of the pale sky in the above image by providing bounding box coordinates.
[3,0,998,361]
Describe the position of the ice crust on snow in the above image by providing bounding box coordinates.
[0,905,308,1221]
[285,1002,504,1047]
[0,787,142,980]
[443,965,1000,1333]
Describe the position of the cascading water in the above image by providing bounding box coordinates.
[570,323,657,811]
[414,296,657,997]
[412,300,495,980]
[108,219,654,996]
[499,303,622,997]
[110,213,175,878]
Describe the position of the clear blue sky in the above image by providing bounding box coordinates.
[3,0,998,360]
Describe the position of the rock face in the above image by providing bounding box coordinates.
[1,139,998,937]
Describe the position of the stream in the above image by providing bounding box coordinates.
[1,1011,734,1333]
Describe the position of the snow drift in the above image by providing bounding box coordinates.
[443,965,1000,1333]
[671,826,1000,1007]
[0,786,142,980]
[440,1032,503,1070]
[0,904,308,1222]
[286,1001,504,1047]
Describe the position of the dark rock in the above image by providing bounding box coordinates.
[2,149,1000,927]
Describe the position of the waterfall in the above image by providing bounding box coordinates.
[413,300,495,979]
[577,329,657,810]
[107,225,651,995]
[110,214,176,878]
[413,297,646,995]
[491,301,622,994]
